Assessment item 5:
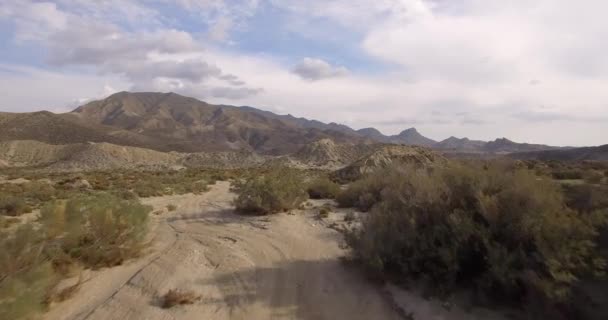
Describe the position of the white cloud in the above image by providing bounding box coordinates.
[207,16,233,42]
[0,64,128,112]
[292,58,349,81]
[1,0,608,146]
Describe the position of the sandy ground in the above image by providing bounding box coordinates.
[43,181,506,320]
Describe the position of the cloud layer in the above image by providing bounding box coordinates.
[0,0,607,146]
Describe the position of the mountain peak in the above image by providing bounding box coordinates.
[391,127,436,146]
[398,127,419,136]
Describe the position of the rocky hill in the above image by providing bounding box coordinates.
[291,139,378,168]
[333,145,448,182]
[0,140,180,170]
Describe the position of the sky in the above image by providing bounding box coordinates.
[0,0,607,146]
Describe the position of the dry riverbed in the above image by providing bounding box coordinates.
[43,181,505,320]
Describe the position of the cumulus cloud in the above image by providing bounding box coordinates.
[292,58,349,81]
[0,0,261,100]
[209,86,264,99]
[1,0,608,146]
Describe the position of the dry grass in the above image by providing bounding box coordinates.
[318,207,330,219]
[161,289,199,309]
[0,216,20,229]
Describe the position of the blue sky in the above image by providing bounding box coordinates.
[0,0,607,146]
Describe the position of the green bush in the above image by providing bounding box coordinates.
[318,207,330,218]
[336,168,398,211]
[39,193,151,268]
[562,184,608,213]
[23,181,56,202]
[134,181,163,197]
[0,196,32,216]
[552,170,584,180]
[234,168,308,215]
[0,225,57,320]
[307,177,341,199]
[347,164,607,306]
[584,170,604,184]
[188,180,209,195]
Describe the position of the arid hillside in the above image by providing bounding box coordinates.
[1,92,571,156]
[71,92,368,154]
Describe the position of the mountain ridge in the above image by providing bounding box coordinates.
[0,91,580,155]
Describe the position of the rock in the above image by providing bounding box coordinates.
[70,179,92,189]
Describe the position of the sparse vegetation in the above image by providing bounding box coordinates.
[336,168,395,211]
[307,177,341,199]
[345,164,607,310]
[234,168,308,215]
[584,170,604,184]
[167,204,177,211]
[161,289,199,308]
[0,216,19,229]
[0,196,31,216]
[0,192,152,319]
[344,211,355,222]
[39,194,151,268]
[318,207,330,218]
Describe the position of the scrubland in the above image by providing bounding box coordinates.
[0,159,607,319]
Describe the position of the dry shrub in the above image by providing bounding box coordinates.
[336,168,398,211]
[347,164,608,308]
[0,196,31,216]
[0,225,57,319]
[234,168,308,215]
[167,204,177,211]
[0,216,19,229]
[39,193,151,268]
[161,289,199,308]
[0,192,153,318]
[584,170,604,184]
[307,177,341,199]
[318,207,330,219]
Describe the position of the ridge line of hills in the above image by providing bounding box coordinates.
[1,91,605,162]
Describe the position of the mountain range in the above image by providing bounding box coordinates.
[0,91,586,156]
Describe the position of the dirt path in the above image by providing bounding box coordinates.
[44,181,402,320]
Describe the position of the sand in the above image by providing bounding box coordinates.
[43,181,506,320]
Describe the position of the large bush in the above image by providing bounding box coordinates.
[234,168,308,215]
[0,225,57,319]
[0,196,31,216]
[0,194,151,319]
[39,193,151,268]
[307,177,341,199]
[336,168,399,211]
[347,164,607,306]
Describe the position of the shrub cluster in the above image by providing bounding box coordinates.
[336,168,398,211]
[39,194,151,268]
[0,193,151,319]
[306,177,341,199]
[552,170,584,180]
[345,164,607,307]
[0,196,32,216]
[234,168,308,215]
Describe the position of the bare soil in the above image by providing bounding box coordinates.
[43,181,505,320]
